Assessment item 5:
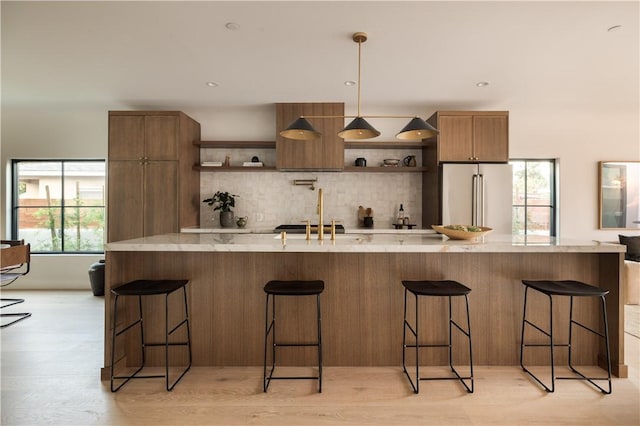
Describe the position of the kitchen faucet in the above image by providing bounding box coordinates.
[304,188,338,240]
[317,188,324,240]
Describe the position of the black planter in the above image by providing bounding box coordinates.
[88,259,106,296]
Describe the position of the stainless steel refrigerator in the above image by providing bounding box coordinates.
[441,163,513,234]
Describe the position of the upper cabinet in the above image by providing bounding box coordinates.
[427,111,509,163]
[276,103,345,170]
[109,113,183,161]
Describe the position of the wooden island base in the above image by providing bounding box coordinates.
[102,251,626,379]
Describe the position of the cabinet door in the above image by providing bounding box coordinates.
[143,161,178,237]
[473,115,509,162]
[276,103,344,170]
[109,115,145,160]
[107,160,144,242]
[438,115,473,162]
[145,115,179,160]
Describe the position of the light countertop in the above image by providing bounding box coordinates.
[179,227,437,235]
[106,232,625,254]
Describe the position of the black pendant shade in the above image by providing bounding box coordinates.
[279,117,322,140]
[396,117,439,140]
[337,117,381,140]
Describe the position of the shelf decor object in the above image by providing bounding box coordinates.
[203,191,238,228]
[279,32,439,142]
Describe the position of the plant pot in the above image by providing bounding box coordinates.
[220,211,235,228]
[88,259,105,296]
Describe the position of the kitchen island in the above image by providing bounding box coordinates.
[102,233,627,379]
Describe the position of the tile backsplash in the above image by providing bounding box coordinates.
[200,152,423,230]
[200,147,423,229]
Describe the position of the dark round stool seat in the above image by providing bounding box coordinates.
[402,280,471,297]
[111,279,189,296]
[522,280,608,297]
[264,280,324,296]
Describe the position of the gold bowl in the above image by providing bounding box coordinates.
[432,225,493,240]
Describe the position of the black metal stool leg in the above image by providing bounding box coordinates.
[110,294,145,392]
[446,294,474,393]
[549,294,555,392]
[163,287,192,391]
[263,293,276,392]
[464,294,474,392]
[448,296,453,372]
[447,294,474,393]
[402,288,418,393]
[560,295,612,394]
[520,287,555,392]
[316,293,323,393]
[414,292,419,393]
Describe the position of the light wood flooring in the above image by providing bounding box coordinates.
[1,291,639,425]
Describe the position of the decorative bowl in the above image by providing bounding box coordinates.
[431,225,493,240]
[383,158,400,166]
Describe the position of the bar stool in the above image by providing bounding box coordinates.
[402,280,474,394]
[520,280,612,394]
[263,280,324,392]
[110,279,192,392]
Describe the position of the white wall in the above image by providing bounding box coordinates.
[2,104,639,289]
[1,106,109,290]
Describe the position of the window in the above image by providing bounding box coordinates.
[511,159,557,239]
[11,160,105,253]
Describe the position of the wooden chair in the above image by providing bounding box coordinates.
[1,240,32,328]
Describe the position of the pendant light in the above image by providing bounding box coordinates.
[279,32,438,141]
[337,32,380,140]
[279,117,321,140]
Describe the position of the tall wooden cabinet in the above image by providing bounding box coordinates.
[427,111,509,163]
[276,103,345,170]
[107,111,200,242]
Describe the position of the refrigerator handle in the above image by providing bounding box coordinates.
[472,174,478,226]
[478,174,484,227]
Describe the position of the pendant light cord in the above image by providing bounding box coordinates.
[357,37,362,117]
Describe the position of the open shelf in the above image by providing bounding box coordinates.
[193,165,277,172]
[196,140,275,148]
[343,166,428,172]
[196,140,429,149]
[344,141,430,149]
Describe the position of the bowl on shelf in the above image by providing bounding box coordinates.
[431,225,493,240]
[383,158,400,166]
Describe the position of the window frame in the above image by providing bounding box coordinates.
[11,159,106,254]
[510,158,558,238]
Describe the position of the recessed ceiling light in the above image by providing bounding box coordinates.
[476,81,490,87]
[205,82,218,87]
[225,22,240,30]
[344,80,357,87]
[607,25,622,32]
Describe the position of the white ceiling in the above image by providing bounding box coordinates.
[2,1,638,118]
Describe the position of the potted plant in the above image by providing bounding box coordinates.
[203,191,238,228]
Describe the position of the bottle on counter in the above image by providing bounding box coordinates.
[397,204,405,225]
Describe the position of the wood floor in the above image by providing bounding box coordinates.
[1,291,639,426]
